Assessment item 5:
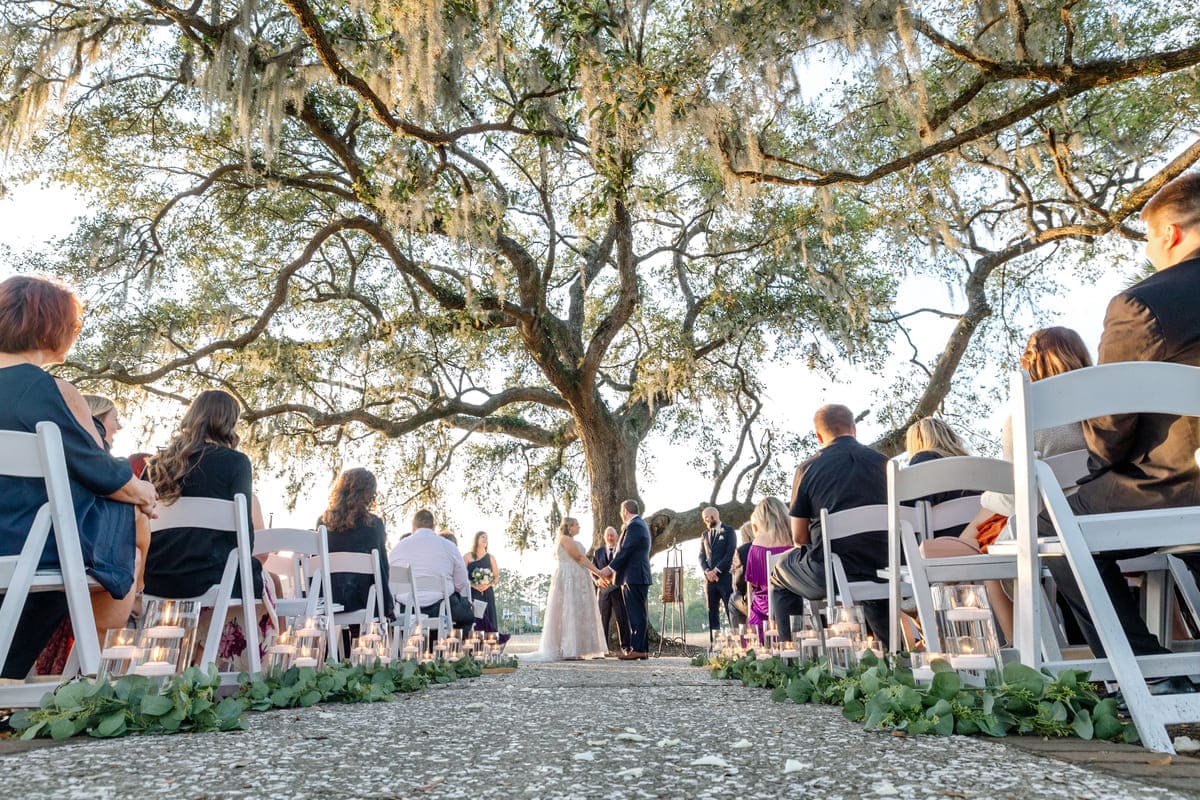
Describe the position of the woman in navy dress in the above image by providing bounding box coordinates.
[464,531,499,633]
[318,468,393,643]
[0,276,158,678]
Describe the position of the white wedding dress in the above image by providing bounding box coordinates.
[522,537,607,661]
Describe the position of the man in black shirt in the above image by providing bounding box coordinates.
[770,404,890,645]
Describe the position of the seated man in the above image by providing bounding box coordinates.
[1040,172,1200,661]
[770,404,890,645]
[389,508,471,631]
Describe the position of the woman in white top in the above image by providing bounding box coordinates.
[524,517,608,661]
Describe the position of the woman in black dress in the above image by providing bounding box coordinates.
[144,390,270,662]
[464,531,499,633]
[318,468,393,643]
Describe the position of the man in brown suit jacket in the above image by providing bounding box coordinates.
[1043,172,1200,658]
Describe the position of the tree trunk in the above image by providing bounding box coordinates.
[573,401,642,550]
[646,500,755,556]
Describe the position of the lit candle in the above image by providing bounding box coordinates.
[950,654,997,670]
[134,661,175,677]
[102,645,139,660]
[142,625,185,639]
[293,657,319,668]
[945,607,992,622]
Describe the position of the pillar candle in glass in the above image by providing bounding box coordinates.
[265,630,296,672]
[98,628,142,681]
[140,599,200,674]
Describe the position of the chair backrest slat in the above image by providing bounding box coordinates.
[890,456,1014,500]
[0,430,47,479]
[1025,362,1200,430]
[151,497,239,532]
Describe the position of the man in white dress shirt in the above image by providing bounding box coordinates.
[389,508,470,617]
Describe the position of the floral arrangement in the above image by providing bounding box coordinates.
[470,567,493,588]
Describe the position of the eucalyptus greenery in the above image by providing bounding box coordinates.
[692,651,1137,743]
[10,666,245,741]
[11,655,505,741]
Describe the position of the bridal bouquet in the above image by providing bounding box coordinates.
[470,567,493,589]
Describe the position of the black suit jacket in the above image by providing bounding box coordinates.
[699,522,735,576]
[1075,254,1200,514]
[609,515,652,586]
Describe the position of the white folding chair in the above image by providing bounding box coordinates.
[387,564,421,654]
[884,455,1069,655]
[255,526,337,658]
[323,549,388,660]
[764,547,794,628]
[388,566,451,654]
[0,422,102,706]
[820,505,921,631]
[144,494,261,679]
[1011,362,1200,753]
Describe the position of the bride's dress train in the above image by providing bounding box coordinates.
[521,539,607,662]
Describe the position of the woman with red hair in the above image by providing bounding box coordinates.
[0,275,158,678]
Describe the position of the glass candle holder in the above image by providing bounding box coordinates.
[934,584,1000,673]
[133,639,181,679]
[140,599,200,674]
[798,625,823,661]
[265,630,297,672]
[823,626,857,673]
[763,622,779,654]
[349,636,372,668]
[98,628,142,682]
[290,617,327,669]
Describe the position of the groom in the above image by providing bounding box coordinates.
[600,499,652,660]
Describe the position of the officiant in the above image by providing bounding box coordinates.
[699,506,735,640]
[592,526,630,653]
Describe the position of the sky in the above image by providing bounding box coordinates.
[0,178,1137,579]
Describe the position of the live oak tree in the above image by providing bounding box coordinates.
[2,0,1198,551]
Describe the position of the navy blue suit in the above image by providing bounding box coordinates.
[593,545,630,649]
[609,515,652,652]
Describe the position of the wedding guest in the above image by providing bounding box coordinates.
[745,498,793,640]
[389,509,471,631]
[0,275,157,678]
[439,529,458,546]
[592,526,630,652]
[465,531,499,633]
[771,404,890,645]
[699,506,735,640]
[919,328,1090,644]
[904,417,979,537]
[83,394,121,452]
[728,522,754,629]
[144,390,265,600]
[1039,173,1200,664]
[319,468,393,623]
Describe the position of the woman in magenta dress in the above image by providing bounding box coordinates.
[744,497,795,640]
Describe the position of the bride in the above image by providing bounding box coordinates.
[523,517,608,661]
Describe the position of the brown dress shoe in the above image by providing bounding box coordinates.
[618,651,649,660]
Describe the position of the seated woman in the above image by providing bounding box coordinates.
[83,394,121,452]
[143,390,269,659]
[0,276,157,678]
[744,497,794,641]
[728,522,754,629]
[904,416,979,537]
[921,326,1091,643]
[318,468,393,644]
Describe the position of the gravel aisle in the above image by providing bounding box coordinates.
[0,659,1179,799]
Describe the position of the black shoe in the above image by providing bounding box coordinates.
[1113,676,1196,715]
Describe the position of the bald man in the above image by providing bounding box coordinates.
[699,506,735,639]
[770,404,890,645]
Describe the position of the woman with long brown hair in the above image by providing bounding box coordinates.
[464,531,499,632]
[319,468,392,621]
[143,390,264,599]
